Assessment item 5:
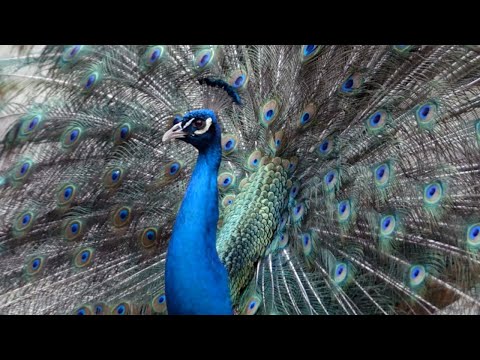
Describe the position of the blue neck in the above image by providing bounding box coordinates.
[165,133,233,314]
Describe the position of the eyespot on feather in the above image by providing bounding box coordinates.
[333,263,348,285]
[269,130,284,153]
[243,293,262,315]
[423,180,444,207]
[298,103,317,127]
[366,110,389,133]
[228,68,248,89]
[81,71,102,93]
[25,256,45,276]
[415,101,439,130]
[74,305,93,315]
[103,167,125,188]
[164,161,183,180]
[112,302,131,315]
[140,227,158,248]
[221,134,238,154]
[13,210,35,235]
[217,172,236,191]
[142,45,166,68]
[152,293,167,313]
[57,183,77,207]
[194,48,215,70]
[12,159,34,182]
[466,223,480,249]
[74,248,94,268]
[63,219,84,241]
[113,123,132,145]
[259,99,280,128]
[61,127,83,149]
[340,72,364,94]
[408,265,427,288]
[246,150,262,171]
[300,45,322,61]
[20,114,43,137]
[112,206,132,228]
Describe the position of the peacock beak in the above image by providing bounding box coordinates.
[162,123,188,143]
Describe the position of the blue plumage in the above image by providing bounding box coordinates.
[164,110,232,314]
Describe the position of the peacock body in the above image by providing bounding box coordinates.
[0,45,480,315]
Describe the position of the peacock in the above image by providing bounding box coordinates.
[0,45,480,315]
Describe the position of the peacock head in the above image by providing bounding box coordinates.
[162,109,220,152]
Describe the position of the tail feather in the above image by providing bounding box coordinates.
[1,45,480,314]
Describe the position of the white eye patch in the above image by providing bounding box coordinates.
[182,118,195,130]
[194,117,212,135]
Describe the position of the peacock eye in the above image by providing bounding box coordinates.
[194,119,205,129]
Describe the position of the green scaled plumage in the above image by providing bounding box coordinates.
[1,45,480,315]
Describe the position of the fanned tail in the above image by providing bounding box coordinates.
[1,45,480,315]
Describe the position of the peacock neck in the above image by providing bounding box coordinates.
[181,146,222,237]
[165,134,233,314]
